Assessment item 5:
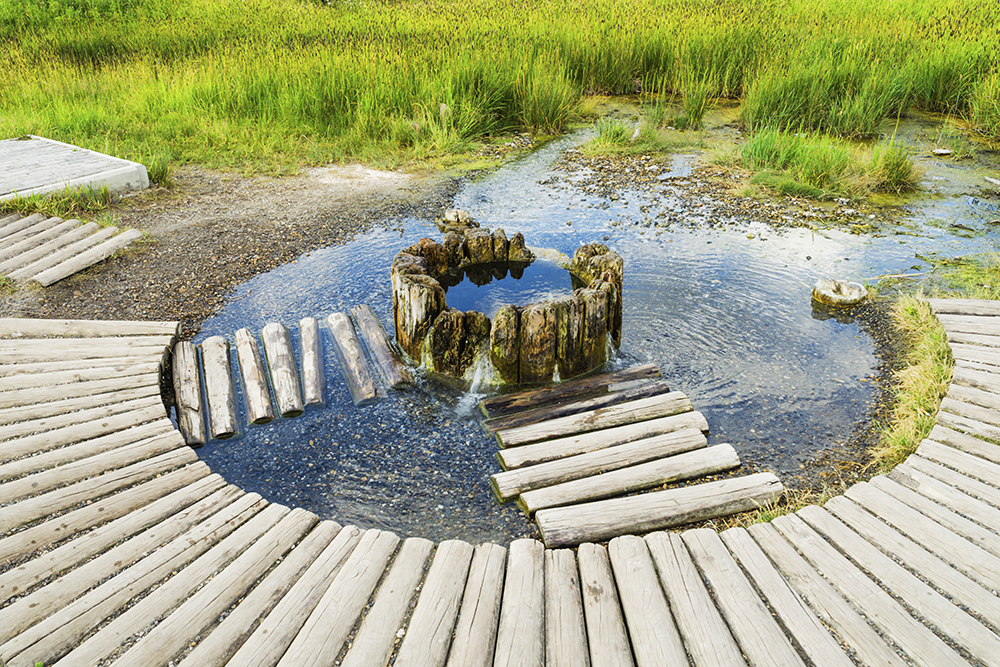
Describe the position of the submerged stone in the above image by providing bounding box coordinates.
[812,278,868,307]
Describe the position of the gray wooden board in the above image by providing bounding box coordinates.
[299,316,326,404]
[797,504,1000,666]
[953,365,1000,395]
[947,382,1000,413]
[494,539,545,667]
[890,462,1000,537]
[0,465,214,565]
[747,521,909,667]
[493,426,708,499]
[51,501,288,667]
[645,530,746,666]
[395,539,475,667]
[0,317,177,338]
[536,473,783,548]
[772,512,967,667]
[0,384,188,427]
[33,228,143,286]
[0,333,173,351]
[0,222,100,275]
[350,304,414,389]
[0,218,78,263]
[577,543,635,667]
[925,425,1000,465]
[235,327,276,424]
[447,542,507,667]
[261,322,305,417]
[0,358,159,392]
[929,298,1000,316]
[276,529,400,666]
[8,226,117,281]
[0,354,165,377]
[937,314,1000,335]
[0,216,61,250]
[720,527,855,667]
[947,330,1000,347]
[606,535,686,667]
[0,394,163,442]
[543,548,590,667]
[0,370,160,409]
[937,407,1000,441]
[113,508,318,667]
[682,528,804,667]
[824,495,1000,630]
[227,525,366,667]
[179,521,342,667]
[496,391,693,448]
[0,136,147,195]
[951,342,1000,367]
[498,411,709,470]
[479,363,662,417]
[904,452,1000,508]
[326,312,379,406]
[0,481,239,649]
[483,379,674,433]
[340,537,434,667]
[201,335,238,439]
[845,481,1000,589]
[519,442,739,515]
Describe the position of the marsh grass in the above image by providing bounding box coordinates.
[2,186,113,217]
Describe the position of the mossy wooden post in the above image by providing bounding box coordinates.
[578,288,608,372]
[519,302,557,384]
[491,305,520,384]
[553,295,584,380]
[200,335,238,440]
[172,340,206,446]
[463,229,495,264]
[431,309,490,378]
[261,322,305,418]
[299,316,325,405]
[234,327,276,425]
[392,266,446,363]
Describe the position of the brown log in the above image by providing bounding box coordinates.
[171,341,206,446]
[327,312,378,406]
[350,304,414,389]
[519,302,557,384]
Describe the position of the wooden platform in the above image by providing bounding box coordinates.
[0,136,148,203]
[4,302,1000,667]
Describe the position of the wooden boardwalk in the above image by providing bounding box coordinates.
[4,300,1000,666]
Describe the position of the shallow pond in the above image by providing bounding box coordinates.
[193,119,1000,543]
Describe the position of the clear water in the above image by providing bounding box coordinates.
[193,126,1000,543]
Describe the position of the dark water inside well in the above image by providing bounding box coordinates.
[442,259,576,318]
[193,126,1000,543]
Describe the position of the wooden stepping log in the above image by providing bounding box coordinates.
[172,341,206,446]
[482,378,673,433]
[0,216,61,252]
[33,228,143,286]
[200,335,238,439]
[299,316,324,405]
[0,222,98,275]
[491,426,708,502]
[519,443,741,515]
[351,304,414,388]
[495,391,694,448]
[7,225,117,281]
[0,218,78,264]
[480,363,662,418]
[326,312,378,406]
[536,473,784,548]
[234,328,276,424]
[262,322,304,418]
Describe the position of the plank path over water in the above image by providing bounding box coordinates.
[4,300,1000,667]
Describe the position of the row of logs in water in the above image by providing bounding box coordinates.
[392,226,623,385]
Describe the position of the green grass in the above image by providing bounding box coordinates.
[1,0,998,176]
[1,186,113,217]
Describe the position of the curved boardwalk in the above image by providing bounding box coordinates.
[3,300,1000,666]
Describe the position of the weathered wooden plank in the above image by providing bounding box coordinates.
[483,379,673,434]
[519,443,739,514]
[0,370,160,409]
[824,495,1000,630]
[496,391,693,448]
[747,521,909,667]
[447,542,507,667]
[395,539,475,667]
[924,426,1000,465]
[201,335,238,439]
[947,382,1000,415]
[493,427,708,500]
[0,217,79,264]
[498,412,709,470]
[494,539,545,667]
[276,529,400,666]
[178,520,341,667]
[0,358,159,393]
[0,480,236,648]
[0,394,162,442]
[172,340,206,446]
[937,313,1000,336]
[543,549,589,667]
[891,461,1000,531]
[937,405,1000,441]
[0,215,61,250]
[0,354,165,377]
[299,316,325,405]
[32,228,143,285]
[951,342,1000,367]
[905,452,1000,507]
[0,317,178,338]
[340,537,434,667]
[928,298,1000,316]
[721,527,855,667]
[683,528,805,667]
[351,304,414,389]
[327,312,378,406]
[606,535,685,667]
[0,466,224,612]
[536,473,783,548]
[946,330,1000,347]
[261,322,305,417]
[799,503,1000,666]
[0,212,44,240]
[235,328,276,424]
[0,342,168,364]
[114,508,318,667]
[645,531,745,666]
[0,212,20,227]
[54,502,289,667]
[7,225,117,280]
[480,363,662,418]
[845,481,1000,588]
[227,525,365,667]
[577,543,634,667]
[0,465,213,565]
[773,513,967,667]
[954,365,1000,394]
[0,447,197,535]
[0,334,174,352]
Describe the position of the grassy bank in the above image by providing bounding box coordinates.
[2,0,999,176]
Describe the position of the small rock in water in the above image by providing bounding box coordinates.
[932,148,953,156]
[812,277,867,307]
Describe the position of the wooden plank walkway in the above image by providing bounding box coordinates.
[4,300,1000,666]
